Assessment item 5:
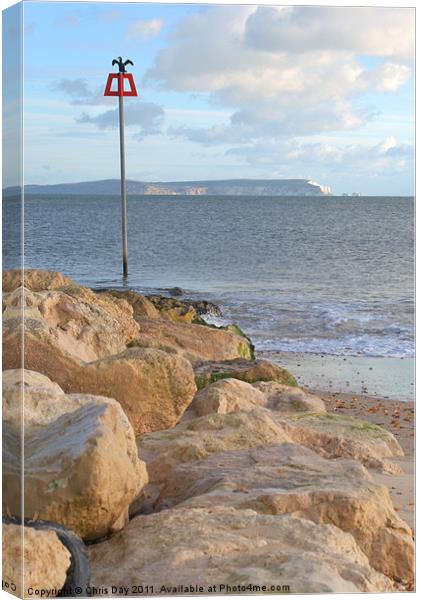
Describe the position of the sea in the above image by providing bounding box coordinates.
[3,194,415,400]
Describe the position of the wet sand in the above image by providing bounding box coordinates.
[266,351,414,402]
[312,389,415,533]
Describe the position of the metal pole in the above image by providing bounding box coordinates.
[118,91,128,277]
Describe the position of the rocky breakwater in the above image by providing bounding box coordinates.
[2,269,414,594]
[95,355,412,587]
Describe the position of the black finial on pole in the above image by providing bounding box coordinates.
[112,57,134,73]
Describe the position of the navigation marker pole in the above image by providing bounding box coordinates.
[104,57,138,278]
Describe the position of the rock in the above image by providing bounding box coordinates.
[152,443,414,584]
[137,410,292,488]
[192,378,266,416]
[3,298,196,434]
[89,506,393,593]
[3,269,75,293]
[2,371,143,479]
[80,348,197,434]
[3,285,139,362]
[188,299,222,317]
[3,400,148,541]
[3,369,64,432]
[194,358,297,389]
[253,381,326,413]
[167,286,185,297]
[282,412,405,473]
[99,290,159,319]
[131,317,254,362]
[3,516,91,597]
[2,522,71,597]
[146,295,205,324]
[147,293,223,320]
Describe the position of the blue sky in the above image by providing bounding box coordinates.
[4,1,415,194]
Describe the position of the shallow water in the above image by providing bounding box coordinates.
[3,193,414,366]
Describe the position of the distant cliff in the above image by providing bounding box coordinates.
[3,179,332,197]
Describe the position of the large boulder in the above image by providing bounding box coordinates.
[3,285,139,362]
[153,443,414,585]
[194,358,297,390]
[282,412,404,473]
[130,317,254,362]
[138,410,292,487]
[3,269,75,293]
[2,523,71,597]
[99,290,159,319]
[3,302,196,434]
[191,378,325,418]
[253,381,326,413]
[192,378,266,416]
[89,506,393,593]
[79,348,197,434]
[3,398,148,541]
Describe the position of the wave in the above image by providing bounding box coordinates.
[254,333,414,358]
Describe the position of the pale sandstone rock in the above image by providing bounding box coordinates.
[194,358,297,389]
[153,443,414,584]
[2,523,71,597]
[3,401,148,541]
[282,412,404,473]
[89,507,393,593]
[253,380,326,413]
[2,369,142,475]
[131,316,254,362]
[192,378,266,416]
[3,269,75,293]
[80,348,196,434]
[3,309,196,435]
[3,285,139,362]
[137,410,292,487]
[3,288,139,362]
[99,290,159,319]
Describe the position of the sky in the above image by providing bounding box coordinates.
[3,1,416,194]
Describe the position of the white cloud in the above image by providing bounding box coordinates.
[244,6,414,60]
[360,62,412,92]
[146,6,414,145]
[226,137,414,179]
[126,19,163,41]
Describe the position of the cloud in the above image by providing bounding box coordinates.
[146,6,414,144]
[226,137,414,178]
[76,101,165,137]
[52,78,91,100]
[360,62,412,92]
[126,19,163,41]
[244,6,414,60]
[51,79,115,106]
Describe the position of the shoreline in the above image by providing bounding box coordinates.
[263,350,414,402]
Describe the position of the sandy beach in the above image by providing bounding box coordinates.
[266,351,414,402]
